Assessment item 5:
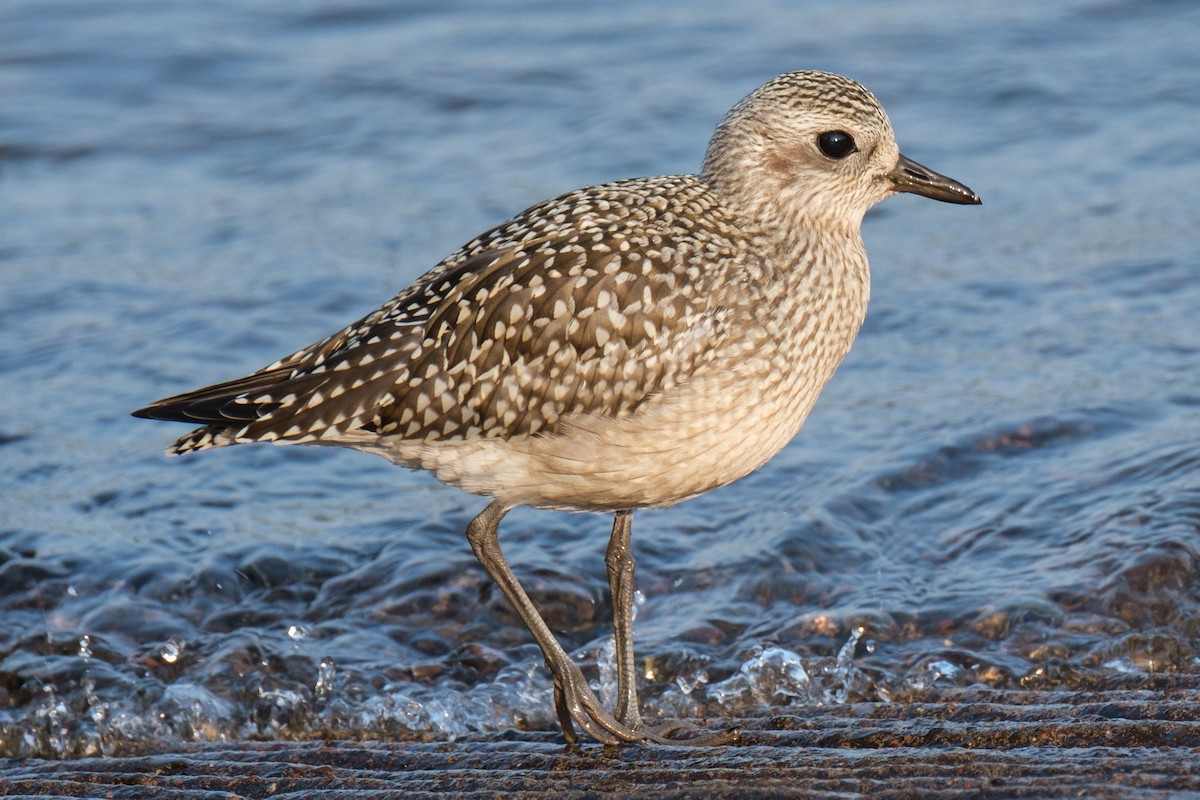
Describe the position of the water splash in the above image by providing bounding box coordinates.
[904,659,966,691]
[591,637,618,708]
[821,626,865,705]
[315,656,337,699]
[706,647,812,707]
[675,665,710,696]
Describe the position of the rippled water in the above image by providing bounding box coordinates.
[2,0,1198,758]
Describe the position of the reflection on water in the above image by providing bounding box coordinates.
[2,0,1199,758]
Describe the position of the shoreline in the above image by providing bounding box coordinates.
[5,683,1199,798]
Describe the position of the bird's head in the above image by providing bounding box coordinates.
[703,70,980,233]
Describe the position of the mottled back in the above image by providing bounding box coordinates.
[137,175,750,453]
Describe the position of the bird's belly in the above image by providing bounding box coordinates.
[367,364,825,512]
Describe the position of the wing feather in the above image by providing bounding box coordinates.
[135,175,749,452]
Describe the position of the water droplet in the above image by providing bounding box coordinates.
[77,634,92,659]
[159,638,184,664]
[287,624,310,641]
[67,585,78,597]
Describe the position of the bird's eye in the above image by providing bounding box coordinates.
[817,130,857,159]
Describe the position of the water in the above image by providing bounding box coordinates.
[2,0,1198,759]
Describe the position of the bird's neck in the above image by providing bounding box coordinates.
[702,168,872,342]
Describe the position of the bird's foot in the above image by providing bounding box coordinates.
[551,660,740,746]
[552,661,646,745]
[638,719,742,746]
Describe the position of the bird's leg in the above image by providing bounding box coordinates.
[465,501,646,745]
[551,678,577,744]
[603,511,742,747]
[605,510,643,729]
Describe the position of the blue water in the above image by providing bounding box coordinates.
[2,0,1199,757]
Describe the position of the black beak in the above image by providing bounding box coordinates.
[889,154,981,205]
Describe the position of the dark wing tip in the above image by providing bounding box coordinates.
[131,403,177,421]
[131,369,295,425]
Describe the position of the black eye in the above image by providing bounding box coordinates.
[817,130,856,159]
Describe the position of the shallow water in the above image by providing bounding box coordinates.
[2,0,1199,758]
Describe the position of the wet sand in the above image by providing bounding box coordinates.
[5,679,1199,798]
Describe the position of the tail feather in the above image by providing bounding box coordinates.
[166,425,240,455]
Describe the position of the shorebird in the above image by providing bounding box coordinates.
[134,70,980,745]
